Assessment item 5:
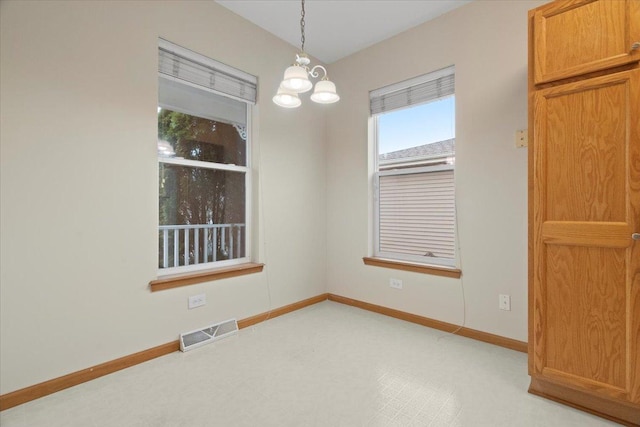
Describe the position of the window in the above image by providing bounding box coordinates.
[157,39,257,275]
[370,66,456,268]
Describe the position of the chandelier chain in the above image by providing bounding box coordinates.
[300,0,306,52]
[273,0,338,107]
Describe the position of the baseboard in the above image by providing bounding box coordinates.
[237,293,329,329]
[327,294,528,353]
[0,293,329,411]
[0,340,180,411]
[529,376,640,426]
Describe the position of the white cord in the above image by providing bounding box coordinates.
[438,200,466,340]
[255,137,274,326]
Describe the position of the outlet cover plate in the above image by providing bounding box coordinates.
[515,129,528,148]
[499,294,511,311]
[188,294,206,309]
[390,278,403,289]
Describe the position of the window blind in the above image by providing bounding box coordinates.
[158,39,257,105]
[378,169,455,260]
[370,66,454,115]
[159,77,247,126]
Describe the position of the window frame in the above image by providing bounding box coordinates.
[156,41,255,277]
[156,129,252,276]
[369,67,457,271]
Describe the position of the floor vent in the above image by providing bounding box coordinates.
[179,319,238,352]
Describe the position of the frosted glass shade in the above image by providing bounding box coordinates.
[281,65,313,93]
[310,80,340,104]
[272,86,301,108]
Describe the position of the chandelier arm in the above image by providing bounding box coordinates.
[308,65,328,80]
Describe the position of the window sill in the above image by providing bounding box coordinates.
[149,262,264,292]
[363,257,461,279]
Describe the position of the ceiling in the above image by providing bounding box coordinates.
[216,1,472,64]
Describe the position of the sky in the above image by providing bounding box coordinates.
[378,96,455,154]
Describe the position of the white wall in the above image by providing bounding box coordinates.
[325,0,545,342]
[0,0,327,394]
[1,0,546,397]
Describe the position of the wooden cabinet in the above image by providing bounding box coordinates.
[532,0,640,84]
[529,1,640,425]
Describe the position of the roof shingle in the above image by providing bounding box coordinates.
[379,138,454,162]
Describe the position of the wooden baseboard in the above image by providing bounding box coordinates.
[529,376,640,426]
[0,340,180,411]
[327,294,528,353]
[0,293,329,411]
[237,293,329,329]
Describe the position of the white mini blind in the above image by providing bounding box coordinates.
[158,39,257,105]
[159,76,247,126]
[370,66,454,115]
[378,169,455,260]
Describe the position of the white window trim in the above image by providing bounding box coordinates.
[159,156,249,173]
[157,40,255,276]
[369,65,458,269]
[157,104,253,277]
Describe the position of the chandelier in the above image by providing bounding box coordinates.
[272,0,340,108]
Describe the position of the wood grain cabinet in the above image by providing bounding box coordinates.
[528,1,640,425]
[532,0,640,84]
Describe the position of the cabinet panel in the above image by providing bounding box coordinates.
[545,245,626,392]
[531,69,640,421]
[533,0,640,84]
[544,78,627,222]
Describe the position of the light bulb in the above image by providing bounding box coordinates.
[281,65,312,93]
[273,85,301,108]
[289,79,305,90]
[310,79,340,104]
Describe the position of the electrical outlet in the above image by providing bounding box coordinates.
[515,129,528,148]
[389,278,403,289]
[188,294,206,309]
[499,294,511,311]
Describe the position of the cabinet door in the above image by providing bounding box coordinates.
[532,69,640,406]
[532,0,640,84]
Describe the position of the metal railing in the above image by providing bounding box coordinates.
[159,223,245,269]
